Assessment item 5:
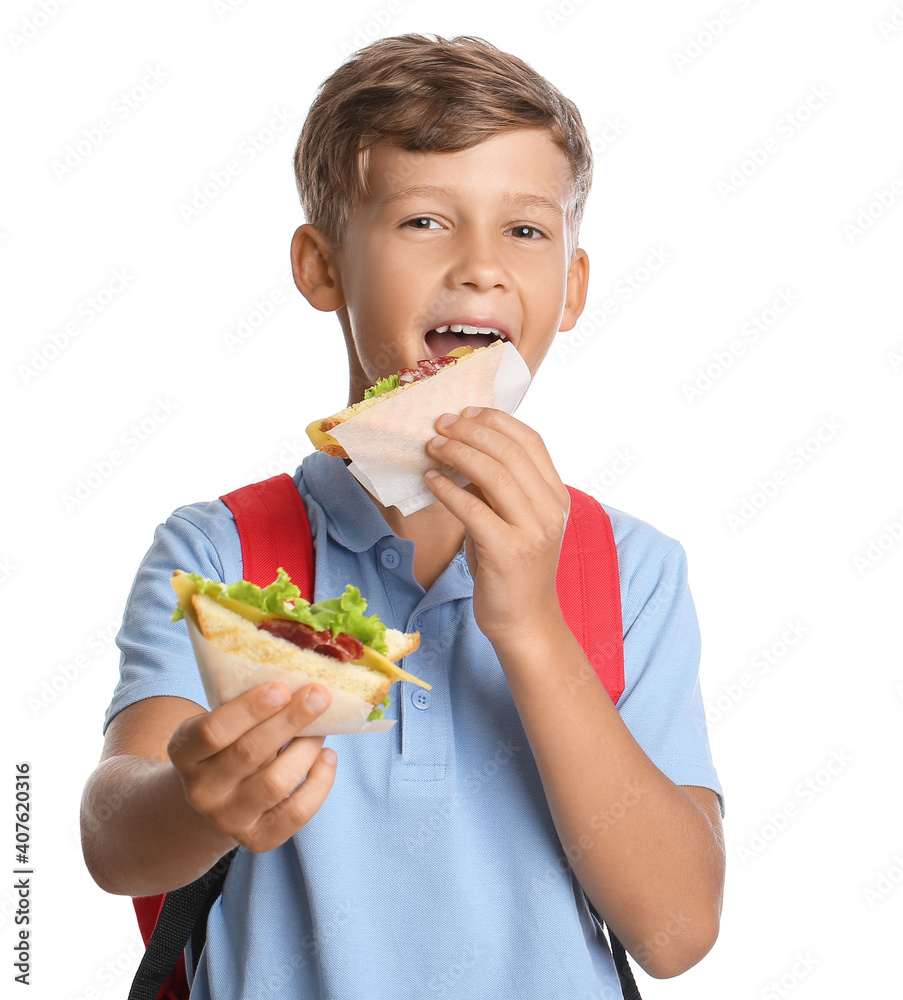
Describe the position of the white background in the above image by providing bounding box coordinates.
[3,0,902,997]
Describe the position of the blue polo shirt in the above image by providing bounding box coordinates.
[106,452,721,1000]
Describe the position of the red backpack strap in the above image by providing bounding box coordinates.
[557,486,625,705]
[133,894,166,947]
[220,473,315,597]
[130,890,190,999]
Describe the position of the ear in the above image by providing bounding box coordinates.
[558,247,590,332]
[290,224,345,311]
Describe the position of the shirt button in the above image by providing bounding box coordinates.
[413,616,425,632]
[411,688,431,711]
[381,547,400,569]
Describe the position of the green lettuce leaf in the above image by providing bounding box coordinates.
[227,569,302,614]
[306,585,388,654]
[174,568,388,654]
[367,694,391,721]
[364,373,400,399]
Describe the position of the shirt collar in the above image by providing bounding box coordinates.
[299,452,474,607]
[301,452,396,553]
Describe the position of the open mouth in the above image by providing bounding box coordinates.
[424,322,509,357]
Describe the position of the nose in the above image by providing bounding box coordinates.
[445,226,507,291]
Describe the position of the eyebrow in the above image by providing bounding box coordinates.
[380,184,565,218]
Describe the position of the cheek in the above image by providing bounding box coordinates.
[520,250,568,296]
[352,243,413,305]
[523,272,568,327]
[361,260,430,334]
[339,229,398,308]
[343,261,393,326]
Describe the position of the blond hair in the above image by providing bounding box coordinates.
[294,34,593,252]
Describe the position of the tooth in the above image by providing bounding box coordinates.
[435,325,449,333]
[475,327,492,335]
[449,323,464,333]
[461,325,478,335]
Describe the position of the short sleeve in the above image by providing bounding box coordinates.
[607,508,723,809]
[102,499,244,733]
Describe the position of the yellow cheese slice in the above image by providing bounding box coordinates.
[356,646,431,690]
[305,419,341,452]
[171,571,201,627]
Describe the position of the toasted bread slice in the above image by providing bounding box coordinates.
[192,593,393,706]
[383,628,420,661]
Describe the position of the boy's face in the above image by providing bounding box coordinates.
[309,129,588,397]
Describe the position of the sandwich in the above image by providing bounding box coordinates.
[306,340,499,459]
[171,568,427,721]
[303,337,528,516]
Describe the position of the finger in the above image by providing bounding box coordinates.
[214,684,332,780]
[425,470,566,572]
[453,408,570,510]
[427,415,559,526]
[177,685,332,824]
[231,732,329,823]
[168,682,297,767]
[424,466,498,538]
[428,432,536,526]
[244,746,339,852]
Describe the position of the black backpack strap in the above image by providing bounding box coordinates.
[587,896,642,999]
[607,924,642,1000]
[128,848,238,1000]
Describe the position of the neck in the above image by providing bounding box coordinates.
[369,489,467,592]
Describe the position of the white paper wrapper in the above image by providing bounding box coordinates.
[331,341,532,515]
[185,617,396,736]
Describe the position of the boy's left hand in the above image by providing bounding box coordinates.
[424,406,570,647]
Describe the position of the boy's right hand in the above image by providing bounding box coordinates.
[167,682,337,854]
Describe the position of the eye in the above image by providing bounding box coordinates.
[404,217,442,230]
[507,224,544,239]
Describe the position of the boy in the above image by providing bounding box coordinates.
[82,34,724,999]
